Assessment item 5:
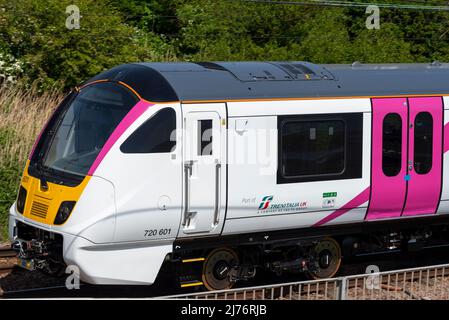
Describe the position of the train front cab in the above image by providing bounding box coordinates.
[8,81,190,284]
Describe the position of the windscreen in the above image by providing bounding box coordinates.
[31,82,139,183]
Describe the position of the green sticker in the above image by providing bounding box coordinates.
[323,192,337,198]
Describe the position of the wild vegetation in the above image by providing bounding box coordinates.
[1,0,449,238]
[0,84,62,239]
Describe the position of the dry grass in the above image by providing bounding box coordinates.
[0,83,64,240]
[0,84,63,167]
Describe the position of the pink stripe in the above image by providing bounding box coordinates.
[29,124,47,159]
[87,100,153,175]
[29,93,75,159]
[444,122,449,153]
[313,187,371,227]
[29,110,56,159]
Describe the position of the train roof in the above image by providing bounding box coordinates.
[85,61,449,102]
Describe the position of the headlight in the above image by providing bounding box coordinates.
[54,201,76,225]
[16,186,27,214]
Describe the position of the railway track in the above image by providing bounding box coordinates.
[0,247,17,276]
[0,247,16,259]
[0,264,15,275]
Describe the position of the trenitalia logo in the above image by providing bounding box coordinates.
[258,196,273,210]
[257,196,308,214]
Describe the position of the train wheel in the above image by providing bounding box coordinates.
[308,238,342,279]
[202,248,239,291]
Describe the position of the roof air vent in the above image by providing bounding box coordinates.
[274,62,327,80]
[195,62,228,71]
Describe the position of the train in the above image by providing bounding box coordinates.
[8,61,449,290]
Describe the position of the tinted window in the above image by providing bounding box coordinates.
[382,113,402,177]
[281,120,345,177]
[198,120,213,156]
[120,108,176,153]
[278,113,363,184]
[414,112,433,174]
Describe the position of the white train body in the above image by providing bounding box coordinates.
[8,62,449,288]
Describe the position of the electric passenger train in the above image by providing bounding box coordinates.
[9,61,449,290]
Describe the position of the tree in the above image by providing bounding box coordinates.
[0,0,175,90]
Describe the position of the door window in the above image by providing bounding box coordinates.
[414,112,433,174]
[382,113,402,177]
[198,119,213,156]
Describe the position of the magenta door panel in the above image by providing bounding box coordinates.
[402,97,443,216]
[366,98,408,220]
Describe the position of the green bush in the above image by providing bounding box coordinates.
[0,0,176,90]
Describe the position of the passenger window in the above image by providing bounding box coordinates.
[120,108,176,153]
[278,113,363,184]
[198,119,213,156]
[281,120,345,177]
[414,112,433,174]
[382,113,402,177]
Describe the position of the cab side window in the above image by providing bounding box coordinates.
[120,108,176,153]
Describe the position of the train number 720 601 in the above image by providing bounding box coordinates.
[144,228,172,237]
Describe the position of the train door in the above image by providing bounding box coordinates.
[402,97,443,216]
[179,103,227,236]
[367,97,443,220]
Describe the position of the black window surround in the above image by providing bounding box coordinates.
[277,113,363,184]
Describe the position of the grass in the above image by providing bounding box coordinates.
[0,83,63,241]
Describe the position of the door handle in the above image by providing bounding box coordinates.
[183,160,197,226]
[213,162,221,226]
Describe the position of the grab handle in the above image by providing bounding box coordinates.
[213,162,221,226]
[183,160,197,226]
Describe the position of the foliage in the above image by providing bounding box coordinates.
[0,52,24,85]
[1,0,449,88]
[0,0,175,90]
